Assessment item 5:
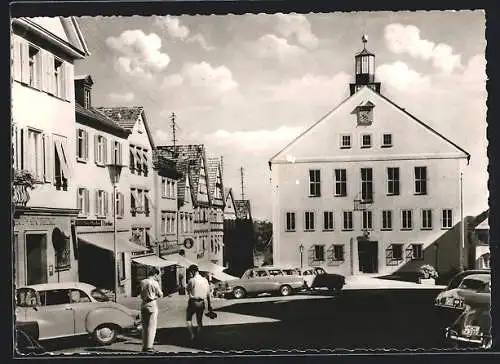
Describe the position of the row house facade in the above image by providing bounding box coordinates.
[207,157,225,265]
[96,106,158,296]
[269,38,470,277]
[12,17,90,287]
[73,75,146,297]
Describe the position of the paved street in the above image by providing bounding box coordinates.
[43,277,460,354]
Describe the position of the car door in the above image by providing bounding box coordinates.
[30,289,75,340]
[254,269,275,292]
[68,289,94,335]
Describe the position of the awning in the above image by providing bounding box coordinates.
[167,253,196,268]
[132,255,177,268]
[198,261,226,274]
[78,235,147,253]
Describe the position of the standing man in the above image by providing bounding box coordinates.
[186,264,212,341]
[140,267,163,352]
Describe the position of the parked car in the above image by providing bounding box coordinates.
[445,281,491,348]
[298,267,345,292]
[15,321,46,354]
[222,267,307,299]
[15,282,141,345]
[435,273,491,311]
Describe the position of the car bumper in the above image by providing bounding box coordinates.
[445,328,489,346]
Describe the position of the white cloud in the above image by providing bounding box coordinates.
[252,34,306,61]
[274,13,318,49]
[106,30,170,78]
[266,72,351,106]
[107,92,135,103]
[154,129,171,143]
[193,126,304,155]
[376,61,431,92]
[384,23,462,74]
[155,15,214,51]
[162,61,238,97]
[462,54,487,84]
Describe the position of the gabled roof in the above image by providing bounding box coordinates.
[75,74,93,84]
[207,157,224,206]
[234,200,252,220]
[269,86,470,165]
[156,144,208,207]
[75,103,130,138]
[96,106,155,149]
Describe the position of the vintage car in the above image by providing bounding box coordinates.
[15,282,141,345]
[222,267,307,299]
[445,281,491,348]
[435,272,491,311]
[283,267,345,292]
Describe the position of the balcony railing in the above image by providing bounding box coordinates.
[13,183,31,207]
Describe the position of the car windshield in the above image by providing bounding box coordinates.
[459,277,490,291]
[90,289,110,302]
[283,269,299,275]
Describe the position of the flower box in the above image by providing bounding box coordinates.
[419,278,435,285]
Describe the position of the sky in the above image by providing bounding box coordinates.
[74,10,487,221]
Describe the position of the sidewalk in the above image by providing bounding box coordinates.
[344,275,446,290]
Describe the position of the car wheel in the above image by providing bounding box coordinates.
[233,287,246,299]
[280,285,292,297]
[93,324,119,346]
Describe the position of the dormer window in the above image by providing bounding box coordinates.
[84,89,91,109]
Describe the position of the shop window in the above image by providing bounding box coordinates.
[52,227,71,271]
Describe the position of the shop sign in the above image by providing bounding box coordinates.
[75,219,104,227]
[17,216,56,226]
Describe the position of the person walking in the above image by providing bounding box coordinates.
[186,264,212,341]
[140,267,163,352]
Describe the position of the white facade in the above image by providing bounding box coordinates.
[12,17,89,287]
[270,86,469,276]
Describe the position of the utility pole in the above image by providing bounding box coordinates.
[240,166,245,200]
[170,112,177,146]
[459,172,465,272]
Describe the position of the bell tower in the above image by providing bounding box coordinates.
[349,35,381,95]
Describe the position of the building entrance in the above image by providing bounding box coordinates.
[26,233,48,285]
[358,240,378,273]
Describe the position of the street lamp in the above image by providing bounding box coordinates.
[107,163,124,303]
[299,244,304,269]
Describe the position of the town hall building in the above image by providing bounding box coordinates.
[269,36,470,277]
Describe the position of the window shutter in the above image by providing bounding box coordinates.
[95,189,99,215]
[39,50,47,92]
[75,129,80,158]
[46,52,55,94]
[104,191,109,216]
[12,37,22,82]
[85,189,90,215]
[20,40,29,84]
[84,130,89,160]
[59,61,66,100]
[94,135,99,164]
[119,192,124,217]
[65,62,72,101]
[118,142,122,165]
[43,133,53,183]
[103,137,108,164]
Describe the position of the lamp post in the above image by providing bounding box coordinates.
[299,244,304,269]
[107,163,123,303]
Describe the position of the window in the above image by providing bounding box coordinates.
[342,211,353,231]
[304,211,315,231]
[313,245,325,262]
[442,209,453,229]
[386,244,404,266]
[76,129,88,161]
[77,188,90,216]
[323,211,334,231]
[309,169,321,197]
[161,213,167,234]
[382,134,392,147]
[285,212,296,232]
[135,147,143,173]
[401,210,413,230]
[26,128,44,181]
[334,169,347,196]
[422,209,433,230]
[94,135,107,166]
[28,46,39,88]
[95,190,108,217]
[382,210,392,230]
[361,134,372,148]
[414,167,427,195]
[411,244,424,260]
[387,167,400,195]
[111,141,122,165]
[161,178,167,198]
[362,210,373,230]
[142,149,149,176]
[84,89,91,108]
[53,58,63,98]
[115,192,124,218]
[41,289,70,306]
[340,134,351,149]
[69,289,91,304]
[333,245,344,262]
[360,168,373,202]
[169,180,176,198]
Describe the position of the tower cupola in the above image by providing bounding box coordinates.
[349,35,381,95]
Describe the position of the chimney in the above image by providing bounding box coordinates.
[74,75,93,109]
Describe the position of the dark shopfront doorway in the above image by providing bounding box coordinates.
[358,240,378,273]
[26,233,48,285]
[131,263,178,297]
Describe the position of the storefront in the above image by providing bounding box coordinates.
[130,254,178,296]
[76,219,146,297]
[13,207,80,288]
